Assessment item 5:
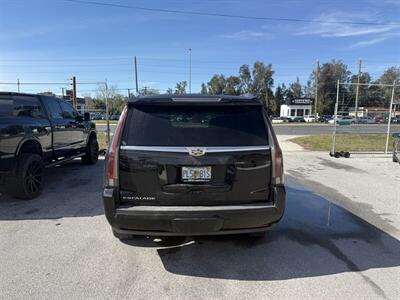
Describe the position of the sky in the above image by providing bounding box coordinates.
[0,0,399,96]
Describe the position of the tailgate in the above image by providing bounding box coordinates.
[119,147,272,205]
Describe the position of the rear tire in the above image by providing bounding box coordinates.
[82,136,99,165]
[11,153,45,200]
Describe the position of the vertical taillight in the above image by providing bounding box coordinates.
[263,110,284,185]
[105,106,128,187]
[270,129,284,185]
[273,142,284,185]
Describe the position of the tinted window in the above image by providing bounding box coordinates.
[0,96,13,116]
[60,101,78,119]
[0,95,45,118]
[43,97,63,119]
[123,105,268,146]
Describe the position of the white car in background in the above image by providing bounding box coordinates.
[271,117,284,124]
[304,115,316,122]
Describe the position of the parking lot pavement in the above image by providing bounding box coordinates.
[1,158,399,299]
[279,135,400,240]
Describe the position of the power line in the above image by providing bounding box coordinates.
[62,0,400,26]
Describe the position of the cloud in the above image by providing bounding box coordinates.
[350,32,400,48]
[296,11,399,48]
[220,30,268,41]
[297,11,399,37]
[139,81,158,86]
[351,36,390,48]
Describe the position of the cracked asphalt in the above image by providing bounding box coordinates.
[0,156,399,299]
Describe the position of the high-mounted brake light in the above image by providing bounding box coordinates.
[105,106,127,187]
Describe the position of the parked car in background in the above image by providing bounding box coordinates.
[304,115,316,123]
[391,117,400,124]
[374,116,385,124]
[328,116,340,124]
[280,117,293,123]
[110,114,120,121]
[320,115,332,123]
[328,116,354,125]
[91,113,103,120]
[337,116,355,125]
[356,116,374,124]
[292,117,306,123]
[271,117,284,124]
[386,116,400,124]
[103,94,285,239]
[0,92,99,199]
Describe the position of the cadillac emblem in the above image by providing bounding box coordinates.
[187,147,206,157]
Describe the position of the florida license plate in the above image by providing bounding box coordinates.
[181,166,211,182]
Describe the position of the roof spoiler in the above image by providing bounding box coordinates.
[171,97,222,102]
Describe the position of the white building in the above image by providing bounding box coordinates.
[280,98,313,118]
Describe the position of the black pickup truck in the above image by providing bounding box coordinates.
[0,92,99,199]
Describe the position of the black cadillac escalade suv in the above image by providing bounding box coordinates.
[103,94,285,239]
[0,92,99,199]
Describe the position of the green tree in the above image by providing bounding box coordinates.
[250,61,275,111]
[225,76,242,95]
[303,80,313,98]
[379,66,400,105]
[367,81,386,107]
[273,85,285,116]
[200,83,208,94]
[288,77,303,99]
[166,87,173,95]
[85,96,105,111]
[239,64,252,93]
[174,81,187,94]
[349,72,371,106]
[310,60,351,115]
[139,87,159,96]
[207,74,226,94]
[95,84,126,115]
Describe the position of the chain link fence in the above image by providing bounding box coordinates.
[331,80,400,157]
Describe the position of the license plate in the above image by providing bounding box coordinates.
[181,166,211,182]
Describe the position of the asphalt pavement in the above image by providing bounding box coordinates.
[0,159,399,299]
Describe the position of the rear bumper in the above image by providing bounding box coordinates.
[103,186,285,236]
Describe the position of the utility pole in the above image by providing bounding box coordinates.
[385,80,396,154]
[134,56,139,95]
[105,80,110,147]
[17,79,20,93]
[127,88,131,99]
[331,80,340,155]
[188,48,192,93]
[314,60,319,118]
[354,59,362,122]
[71,76,77,108]
[62,87,65,97]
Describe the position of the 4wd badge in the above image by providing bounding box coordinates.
[187,147,206,157]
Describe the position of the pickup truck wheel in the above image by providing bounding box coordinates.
[12,154,45,200]
[82,136,99,165]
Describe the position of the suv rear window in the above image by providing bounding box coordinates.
[122,105,268,146]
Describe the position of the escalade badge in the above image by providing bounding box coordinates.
[187,147,206,157]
